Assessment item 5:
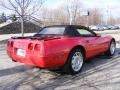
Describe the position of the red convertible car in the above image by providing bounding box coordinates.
[7,25,116,74]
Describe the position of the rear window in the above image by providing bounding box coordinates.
[38,27,65,35]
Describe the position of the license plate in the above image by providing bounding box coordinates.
[17,49,26,57]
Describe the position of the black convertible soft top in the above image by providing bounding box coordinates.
[35,25,97,37]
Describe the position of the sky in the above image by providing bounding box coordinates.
[82,0,120,18]
[83,0,120,8]
[44,0,120,18]
[45,0,120,9]
[0,0,120,18]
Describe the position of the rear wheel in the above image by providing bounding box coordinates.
[105,40,116,56]
[63,48,84,74]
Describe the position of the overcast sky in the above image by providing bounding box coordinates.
[45,0,120,9]
[45,0,120,18]
[0,0,120,18]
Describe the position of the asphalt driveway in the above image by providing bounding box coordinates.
[0,35,120,90]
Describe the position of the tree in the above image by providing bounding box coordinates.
[65,0,82,25]
[40,7,67,26]
[0,0,45,36]
[39,0,104,26]
[88,9,103,25]
[11,14,17,21]
[107,16,116,25]
[0,12,7,23]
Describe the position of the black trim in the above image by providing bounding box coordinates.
[36,25,97,37]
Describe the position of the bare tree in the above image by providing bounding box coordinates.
[0,0,45,36]
[65,0,82,25]
[107,16,117,25]
[40,7,68,26]
[88,9,103,25]
[39,0,104,26]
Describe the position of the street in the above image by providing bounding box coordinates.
[0,34,120,90]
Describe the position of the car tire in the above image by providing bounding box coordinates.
[63,48,84,74]
[105,40,116,56]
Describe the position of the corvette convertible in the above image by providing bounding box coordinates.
[7,25,116,74]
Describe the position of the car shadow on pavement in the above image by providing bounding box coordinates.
[0,65,32,77]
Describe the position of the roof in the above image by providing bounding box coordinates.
[43,25,89,29]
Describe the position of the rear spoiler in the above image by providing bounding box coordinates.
[11,36,61,41]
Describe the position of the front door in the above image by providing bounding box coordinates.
[75,28,103,58]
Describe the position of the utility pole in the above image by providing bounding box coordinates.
[86,11,89,27]
[106,9,108,25]
[80,10,90,27]
[86,16,89,27]
[21,0,24,37]
[21,17,24,37]
[70,14,72,25]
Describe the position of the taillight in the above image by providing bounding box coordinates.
[7,41,10,46]
[28,43,34,50]
[7,41,14,47]
[34,44,41,51]
[10,41,14,47]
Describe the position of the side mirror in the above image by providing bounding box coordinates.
[96,34,101,37]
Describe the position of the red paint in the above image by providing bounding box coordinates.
[7,35,113,68]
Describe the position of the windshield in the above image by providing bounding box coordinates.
[38,27,65,35]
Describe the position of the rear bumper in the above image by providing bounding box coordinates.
[7,48,67,68]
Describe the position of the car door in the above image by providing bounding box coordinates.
[75,27,103,58]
